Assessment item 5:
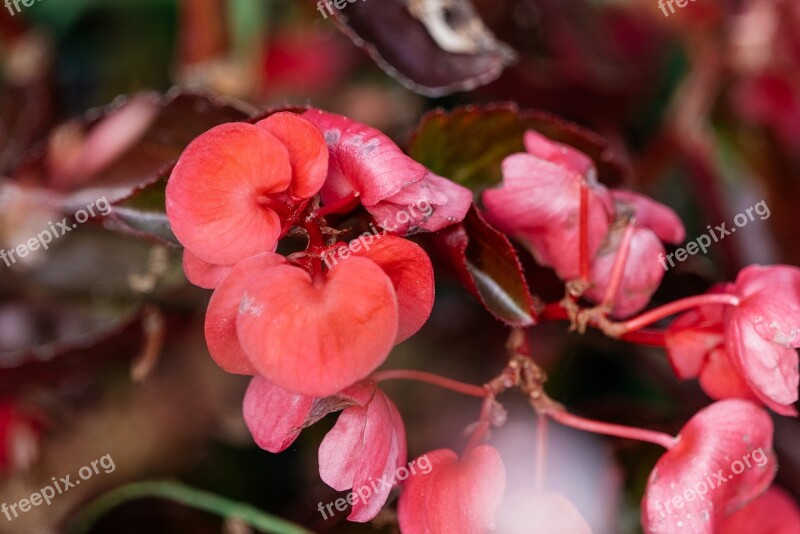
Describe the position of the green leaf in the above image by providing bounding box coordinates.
[408,103,629,193]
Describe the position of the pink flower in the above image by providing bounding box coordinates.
[398,445,506,534]
[666,266,800,416]
[482,134,613,281]
[303,109,470,233]
[642,400,776,533]
[242,375,316,453]
[318,382,406,522]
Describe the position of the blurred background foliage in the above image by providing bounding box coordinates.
[0,0,798,532]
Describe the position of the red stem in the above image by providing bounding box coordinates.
[619,293,740,333]
[619,329,667,347]
[548,410,676,450]
[371,369,489,398]
[462,396,495,456]
[579,182,590,283]
[601,223,636,309]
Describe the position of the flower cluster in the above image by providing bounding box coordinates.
[483,130,685,318]
[167,109,500,528]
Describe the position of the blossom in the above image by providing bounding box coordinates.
[585,190,685,318]
[398,445,506,534]
[242,375,316,453]
[318,382,407,522]
[718,486,800,534]
[166,114,327,266]
[482,132,612,281]
[303,109,470,233]
[666,266,800,415]
[642,400,776,533]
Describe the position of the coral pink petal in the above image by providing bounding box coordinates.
[482,153,611,280]
[498,491,592,534]
[237,259,398,397]
[586,227,666,318]
[166,123,291,265]
[665,296,727,380]
[611,189,686,244]
[243,375,315,453]
[718,486,800,534]
[255,112,328,199]
[348,235,434,343]
[302,109,428,206]
[698,348,760,402]
[523,130,595,178]
[734,265,800,348]
[642,400,776,534]
[727,315,799,414]
[398,445,506,534]
[367,172,472,235]
[204,253,286,375]
[182,249,232,290]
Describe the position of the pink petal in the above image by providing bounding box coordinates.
[482,152,611,281]
[611,190,686,244]
[166,123,291,265]
[243,376,315,453]
[718,486,800,534]
[204,253,286,375]
[698,348,760,403]
[523,130,595,178]
[398,445,506,534]
[665,289,728,380]
[642,400,776,534]
[182,249,232,290]
[586,227,666,318]
[302,109,428,207]
[342,235,434,343]
[726,314,799,415]
[734,265,800,348]
[317,385,407,522]
[255,112,328,199]
[236,258,398,397]
[367,173,472,235]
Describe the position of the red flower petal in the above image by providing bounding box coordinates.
[166,123,291,265]
[255,112,328,199]
[242,375,315,453]
[523,129,594,178]
[726,315,799,415]
[611,190,686,244]
[586,226,666,318]
[318,384,407,522]
[642,400,776,534]
[335,235,434,343]
[734,265,800,348]
[718,486,800,534]
[182,249,232,290]
[204,253,286,375]
[398,445,506,534]
[482,152,611,281]
[698,348,760,403]
[665,289,728,380]
[367,172,472,235]
[236,258,398,396]
[302,109,428,207]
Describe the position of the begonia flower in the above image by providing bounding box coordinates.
[718,486,800,534]
[642,400,776,533]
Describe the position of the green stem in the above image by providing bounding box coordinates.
[67,480,314,534]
